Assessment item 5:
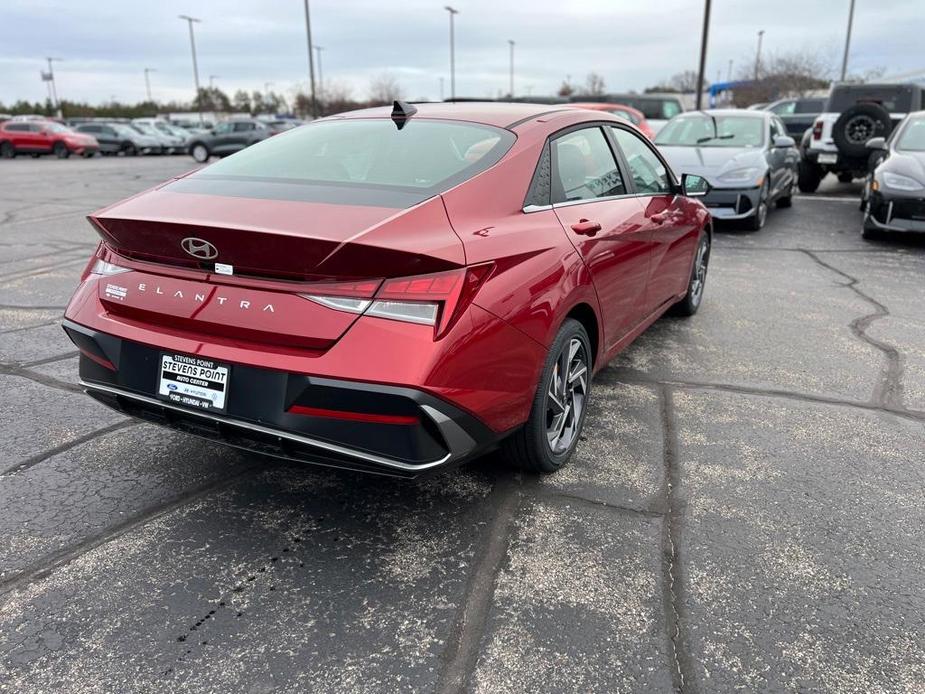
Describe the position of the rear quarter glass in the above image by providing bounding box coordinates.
[183,118,516,206]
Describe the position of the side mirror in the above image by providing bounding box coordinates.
[681,173,711,198]
[773,135,796,148]
[865,137,887,151]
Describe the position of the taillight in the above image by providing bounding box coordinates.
[301,264,493,337]
[89,259,131,277]
[812,120,823,140]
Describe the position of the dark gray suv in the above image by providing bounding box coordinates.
[188,119,271,162]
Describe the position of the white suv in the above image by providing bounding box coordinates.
[799,83,924,192]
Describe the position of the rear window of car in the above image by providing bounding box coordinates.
[192,119,515,194]
[827,86,916,113]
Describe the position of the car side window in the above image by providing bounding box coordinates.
[214,123,233,135]
[551,127,626,204]
[610,127,672,195]
[233,122,255,132]
[5,123,28,131]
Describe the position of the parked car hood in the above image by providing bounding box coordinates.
[658,145,767,180]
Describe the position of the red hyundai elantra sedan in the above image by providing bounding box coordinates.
[63,102,712,477]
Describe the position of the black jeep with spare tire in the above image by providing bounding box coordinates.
[798,83,925,193]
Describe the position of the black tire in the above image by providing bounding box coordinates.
[121,142,138,157]
[53,142,70,159]
[190,143,210,163]
[0,141,13,159]
[776,177,797,208]
[797,159,823,193]
[670,231,710,317]
[832,103,893,158]
[502,318,591,473]
[745,180,770,231]
[861,213,881,241]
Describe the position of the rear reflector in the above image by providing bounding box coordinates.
[78,346,116,371]
[287,404,419,425]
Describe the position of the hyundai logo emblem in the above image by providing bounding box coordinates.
[180,237,219,260]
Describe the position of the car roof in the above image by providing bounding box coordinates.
[330,101,574,129]
[568,102,645,116]
[680,109,768,119]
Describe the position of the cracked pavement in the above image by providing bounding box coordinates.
[1,157,923,693]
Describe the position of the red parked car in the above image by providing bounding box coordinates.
[0,120,99,158]
[569,102,656,139]
[63,102,712,476]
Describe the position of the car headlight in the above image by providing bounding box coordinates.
[716,167,762,185]
[881,171,924,192]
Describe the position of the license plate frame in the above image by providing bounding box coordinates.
[817,153,838,164]
[157,353,230,413]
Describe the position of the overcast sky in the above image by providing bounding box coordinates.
[1,0,921,107]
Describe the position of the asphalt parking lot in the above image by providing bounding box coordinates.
[1,156,923,693]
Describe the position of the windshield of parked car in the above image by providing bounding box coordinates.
[193,119,515,193]
[655,114,765,148]
[896,116,925,152]
[131,123,159,136]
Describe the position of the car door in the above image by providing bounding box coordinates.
[210,122,235,154]
[549,125,654,349]
[229,121,257,152]
[610,125,699,314]
[96,125,118,152]
[32,123,54,152]
[766,117,797,197]
[3,123,32,151]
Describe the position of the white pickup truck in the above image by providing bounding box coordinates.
[798,83,924,193]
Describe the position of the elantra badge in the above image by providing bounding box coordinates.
[181,237,219,260]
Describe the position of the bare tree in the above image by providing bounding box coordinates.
[733,48,833,105]
[368,72,404,105]
[557,78,575,98]
[582,72,606,97]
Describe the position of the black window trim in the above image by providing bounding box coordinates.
[522,120,641,213]
[606,122,679,199]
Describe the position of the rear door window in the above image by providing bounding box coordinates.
[551,127,626,203]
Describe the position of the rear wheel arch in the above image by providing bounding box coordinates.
[564,302,600,370]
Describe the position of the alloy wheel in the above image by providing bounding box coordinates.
[845,115,876,145]
[689,236,710,307]
[545,337,588,455]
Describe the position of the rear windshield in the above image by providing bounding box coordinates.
[827,86,917,113]
[624,97,682,121]
[193,119,515,194]
[896,115,925,152]
[655,114,765,148]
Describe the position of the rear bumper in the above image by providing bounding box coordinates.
[65,320,500,477]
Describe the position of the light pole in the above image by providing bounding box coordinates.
[314,45,324,100]
[754,29,765,81]
[694,0,711,110]
[144,67,156,102]
[178,15,204,125]
[445,6,459,100]
[46,57,62,116]
[439,76,445,101]
[840,0,856,81]
[209,74,220,90]
[727,59,733,82]
[303,0,318,118]
[508,40,515,98]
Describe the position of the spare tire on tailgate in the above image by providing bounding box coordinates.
[832,103,893,158]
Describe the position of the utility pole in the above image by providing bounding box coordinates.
[314,45,324,100]
[178,15,204,125]
[727,59,733,82]
[754,29,765,81]
[303,0,318,119]
[508,40,515,98]
[144,67,156,102]
[840,0,856,81]
[694,0,711,110]
[445,6,459,100]
[46,57,62,117]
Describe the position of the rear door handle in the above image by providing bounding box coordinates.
[571,219,602,236]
